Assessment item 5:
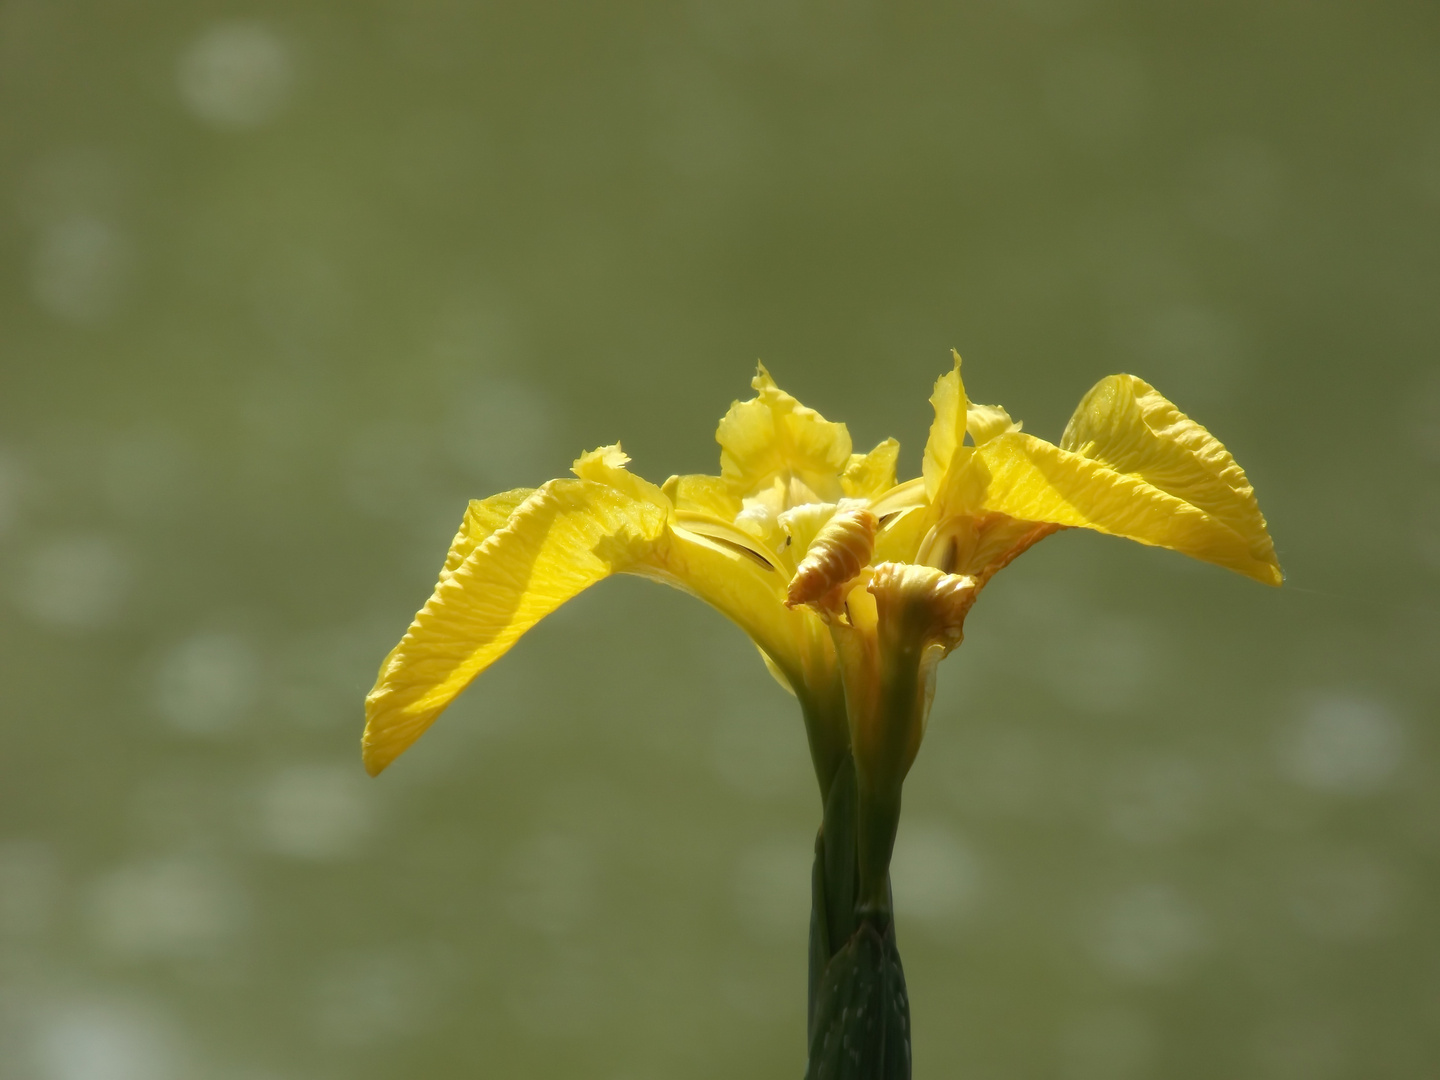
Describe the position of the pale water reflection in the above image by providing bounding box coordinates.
[1058,1006,1156,1080]
[87,856,247,959]
[889,822,984,927]
[1088,883,1210,984]
[153,631,260,737]
[178,23,294,131]
[31,219,132,326]
[253,764,374,861]
[1278,692,1406,797]
[31,998,187,1080]
[14,535,130,631]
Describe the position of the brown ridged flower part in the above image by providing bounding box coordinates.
[785,505,878,608]
[867,561,978,650]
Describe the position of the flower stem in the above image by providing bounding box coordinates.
[805,753,912,1079]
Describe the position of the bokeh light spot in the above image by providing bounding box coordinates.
[1089,883,1209,983]
[153,631,260,737]
[13,534,131,630]
[1278,693,1405,796]
[31,218,131,324]
[253,763,374,860]
[890,821,983,927]
[177,22,294,130]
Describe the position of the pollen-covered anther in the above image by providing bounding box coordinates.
[785,506,877,609]
[867,561,978,649]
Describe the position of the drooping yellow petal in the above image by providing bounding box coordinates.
[841,438,900,499]
[975,432,1281,584]
[716,363,852,504]
[363,478,669,775]
[440,488,535,582]
[966,403,1020,445]
[1060,374,1279,577]
[922,351,969,500]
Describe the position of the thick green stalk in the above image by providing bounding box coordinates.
[805,754,912,1080]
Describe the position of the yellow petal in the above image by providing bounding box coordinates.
[869,477,930,565]
[966,403,1020,445]
[363,479,669,775]
[756,642,796,696]
[868,476,927,519]
[572,443,671,512]
[777,500,841,560]
[440,488,535,582]
[929,443,987,521]
[873,504,930,565]
[653,524,827,690]
[922,351,969,500]
[672,510,783,572]
[661,472,742,521]
[921,511,1062,582]
[841,438,900,499]
[976,432,1281,584]
[716,363,852,504]
[1061,374,1280,578]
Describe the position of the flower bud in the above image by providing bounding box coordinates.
[786,505,878,609]
[867,562,977,654]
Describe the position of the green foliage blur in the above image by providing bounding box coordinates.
[1,2,1437,1077]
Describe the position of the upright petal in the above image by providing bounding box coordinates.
[922,351,969,500]
[966,403,1020,445]
[976,432,1281,584]
[363,478,669,774]
[842,438,900,499]
[716,364,852,504]
[1061,374,1279,575]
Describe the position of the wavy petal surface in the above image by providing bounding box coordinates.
[1061,374,1279,575]
[363,479,669,774]
[440,488,535,582]
[976,432,1281,584]
[717,364,851,502]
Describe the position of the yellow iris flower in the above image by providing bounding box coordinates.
[361,352,1279,1070]
[362,356,1279,889]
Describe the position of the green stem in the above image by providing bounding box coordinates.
[805,754,912,1080]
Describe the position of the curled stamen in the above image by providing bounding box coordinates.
[785,506,877,608]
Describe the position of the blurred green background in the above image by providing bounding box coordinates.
[1,1,1437,1077]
